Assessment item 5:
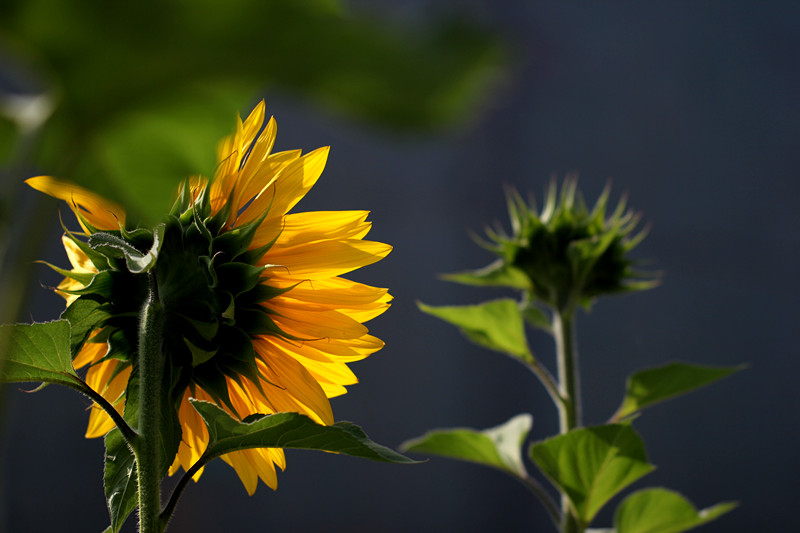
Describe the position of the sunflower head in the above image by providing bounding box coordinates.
[26,101,392,493]
[483,179,657,312]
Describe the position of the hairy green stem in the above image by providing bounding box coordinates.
[553,309,582,533]
[134,274,164,533]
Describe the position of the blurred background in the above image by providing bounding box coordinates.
[1,1,797,531]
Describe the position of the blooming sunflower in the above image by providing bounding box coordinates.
[26,101,392,494]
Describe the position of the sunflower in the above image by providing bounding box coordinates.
[26,101,392,494]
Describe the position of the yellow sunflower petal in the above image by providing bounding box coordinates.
[264,239,391,279]
[252,210,372,251]
[84,359,131,438]
[251,344,334,425]
[73,338,108,369]
[26,176,125,231]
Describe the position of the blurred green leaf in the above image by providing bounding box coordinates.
[530,424,655,525]
[1,0,505,224]
[615,488,737,533]
[191,399,415,464]
[0,116,17,165]
[442,259,532,290]
[0,320,79,386]
[401,413,532,478]
[612,362,743,422]
[418,299,531,362]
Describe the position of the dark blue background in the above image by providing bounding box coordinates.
[2,2,798,531]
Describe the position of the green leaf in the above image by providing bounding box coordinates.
[612,362,743,422]
[60,295,110,356]
[103,427,138,533]
[615,488,737,533]
[190,399,414,464]
[418,299,531,362]
[2,1,505,225]
[0,320,80,386]
[530,424,655,525]
[442,259,531,290]
[400,413,532,478]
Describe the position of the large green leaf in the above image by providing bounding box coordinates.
[530,424,655,525]
[615,488,737,533]
[0,320,80,386]
[103,427,138,533]
[612,362,743,422]
[190,399,414,464]
[442,259,532,290]
[401,413,533,478]
[418,299,532,362]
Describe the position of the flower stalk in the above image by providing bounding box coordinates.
[553,308,582,533]
[134,273,164,533]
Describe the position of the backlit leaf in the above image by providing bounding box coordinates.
[418,299,531,362]
[191,399,414,464]
[530,424,655,525]
[401,413,532,478]
[612,362,743,422]
[0,320,80,386]
[615,488,737,533]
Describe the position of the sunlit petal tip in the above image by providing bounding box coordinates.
[26,176,126,230]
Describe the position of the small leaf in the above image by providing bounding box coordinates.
[612,362,743,422]
[103,427,138,533]
[418,299,531,362]
[60,295,110,356]
[0,320,80,386]
[401,413,532,478]
[615,488,737,533]
[530,424,655,525]
[442,259,531,290]
[190,400,415,464]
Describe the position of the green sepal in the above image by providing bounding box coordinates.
[401,413,532,478]
[58,271,116,298]
[37,261,96,286]
[614,488,737,533]
[0,320,81,387]
[215,262,268,297]
[212,209,269,261]
[205,187,236,236]
[612,362,744,422]
[169,180,192,217]
[192,360,238,414]
[418,299,532,362]
[185,337,219,367]
[60,295,112,357]
[530,423,655,525]
[442,258,531,290]
[190,399,416,464]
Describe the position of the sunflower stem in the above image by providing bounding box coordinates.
[135,273,165,533]
[553,307,583,533]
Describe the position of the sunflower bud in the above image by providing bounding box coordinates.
[462,178,657,312]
